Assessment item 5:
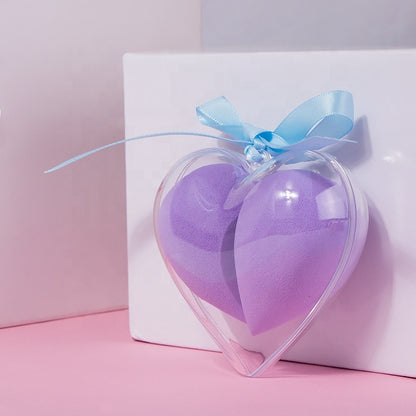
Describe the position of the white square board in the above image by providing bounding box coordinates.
[124,50,416,377]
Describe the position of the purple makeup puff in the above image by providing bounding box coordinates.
[234,170,350,335]
[157,163,248,321]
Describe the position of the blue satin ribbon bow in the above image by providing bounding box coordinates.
[196,90,354,163]
[45,90,354,173]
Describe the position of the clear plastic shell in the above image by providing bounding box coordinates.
[154,147,368,377]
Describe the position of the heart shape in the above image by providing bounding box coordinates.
[155,148,368,376]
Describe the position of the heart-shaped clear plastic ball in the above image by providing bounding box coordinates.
[154,147,368,377]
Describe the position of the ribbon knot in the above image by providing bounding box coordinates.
[244,137,268,163]
[196,91,354,163]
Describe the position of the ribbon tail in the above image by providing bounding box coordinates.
[44,131,248,173]
[270,136,355,164]
[281,136,355,153]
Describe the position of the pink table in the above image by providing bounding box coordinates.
[0,310,414,415]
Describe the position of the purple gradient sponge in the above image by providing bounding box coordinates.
[157,163,247,321]
[234,169,349,335]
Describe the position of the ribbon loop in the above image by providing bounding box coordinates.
[196,96,251,142]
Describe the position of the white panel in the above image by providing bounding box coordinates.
[125,50,416,377]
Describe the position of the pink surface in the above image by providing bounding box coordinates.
[0,310,415,415]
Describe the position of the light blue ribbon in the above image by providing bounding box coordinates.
[45,90,354,173]
[196,90,354,163]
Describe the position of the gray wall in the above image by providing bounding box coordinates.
[202,0,416,51]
